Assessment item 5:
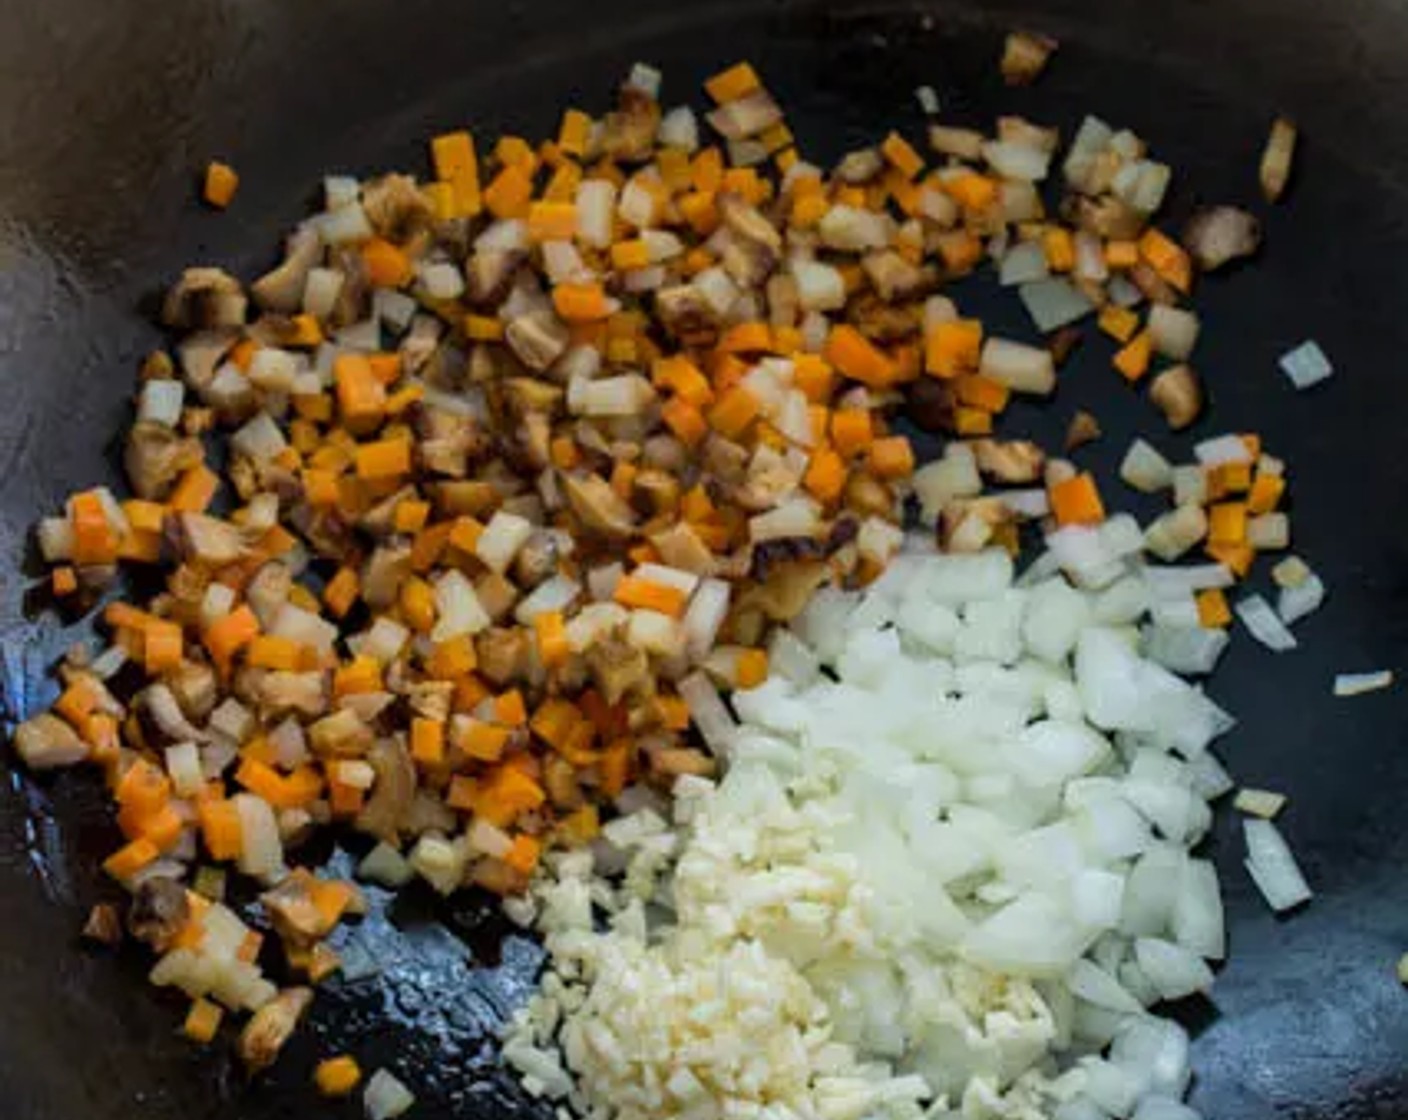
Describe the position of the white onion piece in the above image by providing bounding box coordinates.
[1193,434,1253,466]
[1120,438,1173,493]
[1235,594,1297,651]
[1333,670,1393,697]
[1279,340,1333,389]
[1233,788,1286,819]
[364,1069,416,1120]
[980,337,1055,394]
[1277,574,1325,625]
[1134,937,1214,1000]
[999,241,1050,287]
[1019,278,1095,333]
[1244,818,1312,911]
[1147,305,1200,360]
[678,671,736,758]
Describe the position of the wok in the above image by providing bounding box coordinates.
[1,0,1406,1117]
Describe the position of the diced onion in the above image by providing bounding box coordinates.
[1235,594,1297,651]
[1279,340,1333,389]
[1243,818,1312,911]
[1333,670,1392,697]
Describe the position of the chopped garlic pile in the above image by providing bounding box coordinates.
[507,545,1241,1120]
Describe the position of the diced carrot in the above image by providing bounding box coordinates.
[880,131,924,179]
[464,314,505,342]
[1209,461,1252,496]
[1105,239,1140,269]
[1208,502,1249,546]
[448,515,484,556]
[1098,304,1140,343]
[614,575,688,617]
[424,180,456,221]
[203,605,260,670]
[51,566,78,596]
[868,435,915,479]
[357,238,409,289]
[609,460,638,502]
[483,164,534,220]
[825,325,900,388]
[1196,588,1232,628]
[661,397,708,447]
[503,834,542,875]
[168,464,220,513]
[457,720,511,762]
[1113,330,1152,382]
[70,491,118,565]
[409,717,446,767]
[392,499,431,535]
[1043,227,1075,272]
[471,765,546,828]
[653,355,714,406]
[333,656,382,697]
[333,354,387,435]
[314,1056,362,1098]
[427,634,477,680]
[366,351,401,385]
[354,437,411,481]
[935,230,984,272]
[528,201,578,241]
[246,635,305,671]
[493,690,528,728]
[1205,541,1255,577]
[202,162,239,209]
[534,610,569,668]
[1247,473,1286,515]
[286,314,324,348]
[610,239,652,270]
[143,619,184,674]
[954,374,1010,413]
[718,321,773,354]
[552,282,611,322]
[557,109,592,157]
[943,172,998,211]
[431,130,482,217]
[530,698,581,751]
[803,446,847,504]
[183,997,224,1044]
[707,385,761,439]
[1139,228,1192,292]
[925,319,983,379]
[830,408,874,458]
[103,837,159,880]
[116,757,171,814]
[790,192,829,229]
[123,500,166,535]
[1050,473,1106,526]
[705,62,761,102]
[736,648,770,689]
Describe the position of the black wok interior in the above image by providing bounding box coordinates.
[2,1,1407,1117]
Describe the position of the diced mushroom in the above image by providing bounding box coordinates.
[1001,31,1058,85]
[1149,364,1204,430]
[355,738,417,845]
[172,512,248,566]
[650,522,715,576]
[127,876,191,952]
[587,635,653,706]
[475,627,534,687]
[563,472,637,538]
[162,268,248,330]
[177,329,240,392]
[835,148,884,184]
[466,250,526,306]
[973,439,1046,483]
[81,903,123,946]
[506,310,570,372]
[238,987,313,1072]
[256,671,330,720]
[13,713,88,769]
[653,284,718,346]
[124,421,204,500]
[707,90,783,139]
[361,173,435,241]
[168,660,219,722]
[1259,117,1297,203]
[251,226,322,312]
[1065,410,1102,451]
[143,683,209,743]
[1183,206,1261,271]
[309,708,373,757]
[261,869,326,946]
[861,250,931,301]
